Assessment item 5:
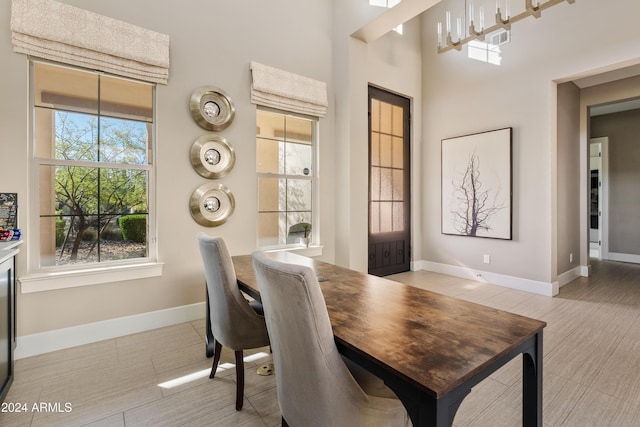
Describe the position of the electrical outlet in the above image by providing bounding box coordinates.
[483,254,491,264]
[570,253,573,263]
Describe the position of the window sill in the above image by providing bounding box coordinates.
[263,245,323,258]
[19,261,164,294]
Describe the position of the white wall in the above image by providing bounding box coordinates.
[0,0,336,336]
[420,0,640,289]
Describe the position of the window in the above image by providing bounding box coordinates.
[256,108,316,248]
[31,61,156,271]
[467,30,508,66]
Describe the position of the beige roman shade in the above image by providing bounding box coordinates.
[10,0,170,84]
[250,61,328,118]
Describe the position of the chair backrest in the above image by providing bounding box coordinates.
[252,251,377,427]
[197,233,268,350]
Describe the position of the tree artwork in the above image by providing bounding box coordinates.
[450,150,505,236]
[441,128,512,240]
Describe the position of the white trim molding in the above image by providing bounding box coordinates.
[15,301,205,359]
[606,252,640,264]
[19,261,164,293]
[416,260,559,297]
[557,265,587,288]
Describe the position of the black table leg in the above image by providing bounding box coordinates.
[522,331,543,427]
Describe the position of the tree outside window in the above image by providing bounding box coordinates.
[33,61,154,268]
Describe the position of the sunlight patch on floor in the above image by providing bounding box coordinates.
[158,352,270,388]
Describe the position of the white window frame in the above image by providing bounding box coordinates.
[21,60,162,293]
[256,107,320,255]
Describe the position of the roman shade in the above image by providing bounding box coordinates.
[10,0,170,84]
[250,61,328,118]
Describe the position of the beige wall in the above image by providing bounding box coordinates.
[4,0,640,338]
[1,0,336,335]
[556,82,581,275]
[591,109,640,255]
[420,0,640,285]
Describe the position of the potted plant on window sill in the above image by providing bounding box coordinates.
[299,223,311,247]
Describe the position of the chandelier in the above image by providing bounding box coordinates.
[437,0,576,53]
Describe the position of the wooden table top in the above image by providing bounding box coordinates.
[233,252,546,399]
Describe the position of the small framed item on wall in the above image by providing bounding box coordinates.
[189,183,235,227]
[189,86,235,131]
[190,135,236,179]
[441,127,512,240]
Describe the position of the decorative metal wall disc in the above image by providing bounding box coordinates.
[190,183,235,227]
[190,135,236,179]
[190,86,235,131]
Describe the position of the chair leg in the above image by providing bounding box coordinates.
[282,417,289,427]
[235,350,244,410]
[209,340,223,379]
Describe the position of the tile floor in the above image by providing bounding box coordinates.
[2,259,640,426]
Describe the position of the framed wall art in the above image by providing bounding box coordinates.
[441,127,512,240]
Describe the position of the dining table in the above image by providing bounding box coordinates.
[205,251,546,427]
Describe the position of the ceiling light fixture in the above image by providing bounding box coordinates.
[437,0,575,54]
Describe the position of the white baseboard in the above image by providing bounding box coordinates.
[607,252,640,264]
[416,260,559,297]
[557,266,585,288]
[15,302,206,359]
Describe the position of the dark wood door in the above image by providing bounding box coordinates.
[368,86,411,276]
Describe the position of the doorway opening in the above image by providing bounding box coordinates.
[589,137,607,259]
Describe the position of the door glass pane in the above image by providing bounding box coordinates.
[370,202,380,233]
[380,169,393,201]
[371,133,380,167]
[370,167,381,199]
[380,134,392,168]
[392,136,403,169]
[392,105,403,137]
[380,102,392,134]
[392,169,403,201]
[393,202,404,231]
[380,202,392,232]
[371,99,380,132]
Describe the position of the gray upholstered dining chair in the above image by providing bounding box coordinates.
[251,251,412,427]
[197,233,270,411]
